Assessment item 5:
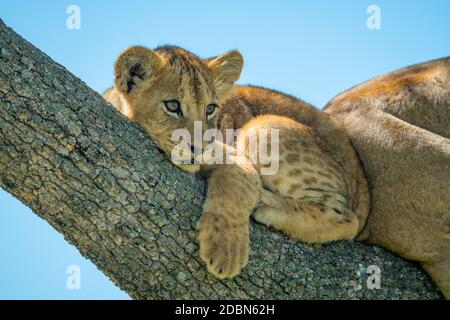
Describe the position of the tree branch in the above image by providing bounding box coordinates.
[0,19,441,299]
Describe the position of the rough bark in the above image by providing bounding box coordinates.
[0,19,442,299]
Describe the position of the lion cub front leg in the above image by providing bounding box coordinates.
[197,162,262,279]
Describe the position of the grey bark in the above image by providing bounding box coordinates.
[0,19,442,299]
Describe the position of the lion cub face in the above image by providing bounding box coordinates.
[114,46,243,173]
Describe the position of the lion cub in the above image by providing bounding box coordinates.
[103,46,369,279]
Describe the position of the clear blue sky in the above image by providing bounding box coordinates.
[0,0,449,299]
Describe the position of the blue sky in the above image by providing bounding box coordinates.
[0,0,449,299]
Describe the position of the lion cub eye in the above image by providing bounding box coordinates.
[163,100,183,117]
[206,103,218,118]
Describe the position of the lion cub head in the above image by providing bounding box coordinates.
[114,45,244,173]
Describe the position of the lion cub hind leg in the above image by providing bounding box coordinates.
[241,115,359,243]
[254,190,358,243]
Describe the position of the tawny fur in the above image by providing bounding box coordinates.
[102,45,365,284]
[325,56,450,298]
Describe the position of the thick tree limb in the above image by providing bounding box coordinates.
[0,19,441,299]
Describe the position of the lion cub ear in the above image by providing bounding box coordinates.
[114,46,163,96]
[207,50,244,96]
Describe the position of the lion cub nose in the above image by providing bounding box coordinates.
[188,143,204,155]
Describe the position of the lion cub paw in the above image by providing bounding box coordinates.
[197,212,249,279]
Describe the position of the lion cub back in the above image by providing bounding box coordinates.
[102,87,130,116]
